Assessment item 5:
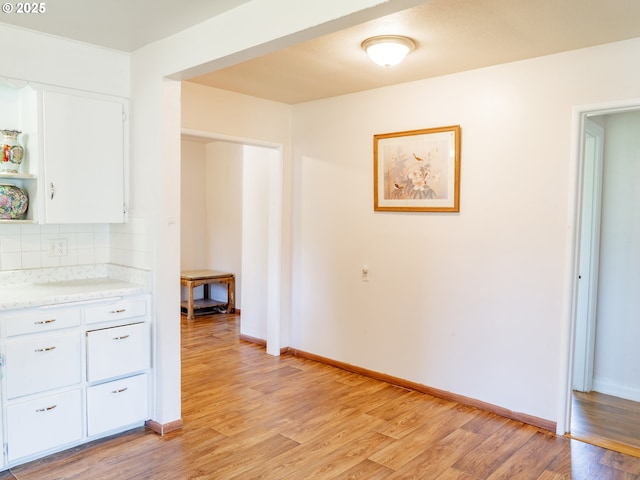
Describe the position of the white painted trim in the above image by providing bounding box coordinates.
[181,128,282,149]
[557,106,584,435]
[558,99,640,435]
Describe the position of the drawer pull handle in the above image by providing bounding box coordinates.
[36,404,57,413]
[34,346,57,352]
[113,335,130,341]
[109,309,126,314]
[34,319,56,325]
[111,387,128,394]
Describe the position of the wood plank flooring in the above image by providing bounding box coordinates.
[7,313,640,479]
[571,390,640,457]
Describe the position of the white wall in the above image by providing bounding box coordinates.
[0,25,129,97]
[180,140,207,270]
[289,38,640,424]
[181,82,293,143]
[593,111,640,400]
[203,142,244,305]
[241,145,279,340]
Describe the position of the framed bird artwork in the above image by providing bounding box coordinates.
[373,125,461,212]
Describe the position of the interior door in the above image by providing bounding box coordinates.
[573,118,604,392]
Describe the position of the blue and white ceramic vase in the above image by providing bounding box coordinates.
[0,129,25,173]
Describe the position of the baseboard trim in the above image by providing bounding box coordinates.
[146,419,184,436]
[239,334,265,346]
[286,347,557,433]
[592,378,640,403]
[239,334,288,355]
[231,337,555,432]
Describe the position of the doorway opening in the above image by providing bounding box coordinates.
[180,129,283,355]
[567,104,640,456]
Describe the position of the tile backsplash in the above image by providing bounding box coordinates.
[0,210,151,272]
[0,223,110,271]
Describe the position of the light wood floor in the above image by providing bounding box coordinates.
[571,390,640,457]
[6,313,640,479]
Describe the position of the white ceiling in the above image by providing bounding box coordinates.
[0,0,251,52]
[2,0,640,104]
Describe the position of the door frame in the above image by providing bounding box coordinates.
[572,118,604,393]
[558,98,640,435]
[181,128,285,356]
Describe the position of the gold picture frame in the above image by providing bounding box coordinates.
[374,125,461,212]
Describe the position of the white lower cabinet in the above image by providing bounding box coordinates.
[5,331,82,399]
[87,374,149,437]
[0,294,151,467]
[7,389,83,462]
[86,322,150,382]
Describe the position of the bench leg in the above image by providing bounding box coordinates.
[228,278,235,313]
[187,282,195,320]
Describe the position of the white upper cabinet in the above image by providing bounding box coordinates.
[42,89,128,223]
[0,81,129,224]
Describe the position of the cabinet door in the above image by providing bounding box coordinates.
[87,374,149,436]
[86,322,150,382]
[42,89,126,223]
[5,330,82,399]
[7,389,83,462]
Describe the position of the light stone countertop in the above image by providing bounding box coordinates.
[0,277,147,310]
[0,264,150,311]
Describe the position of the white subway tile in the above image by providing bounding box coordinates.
[20,234,41,252]
[1,252,22,270]
[0,234,21,253]
[77,248,95,265]
[0,224,21,234]
[21,251,42,269]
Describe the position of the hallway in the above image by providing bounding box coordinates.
[572,390,640,457]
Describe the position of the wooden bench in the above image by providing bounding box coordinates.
[180,270,236,320]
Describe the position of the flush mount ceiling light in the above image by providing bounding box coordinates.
[361,35,416,68]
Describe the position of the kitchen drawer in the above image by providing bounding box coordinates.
[2,307,81,337]
[87,373,149,436]
[86,322,150,382]
[7,389,83,462]
[5,331,82,399]
[84,297,147,325]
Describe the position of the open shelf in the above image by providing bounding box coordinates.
[0,173,36,180]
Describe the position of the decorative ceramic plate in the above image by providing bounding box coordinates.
[0,184,28,219]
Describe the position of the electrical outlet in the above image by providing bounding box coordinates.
[48,238,68,257]
[362,265,369,282]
